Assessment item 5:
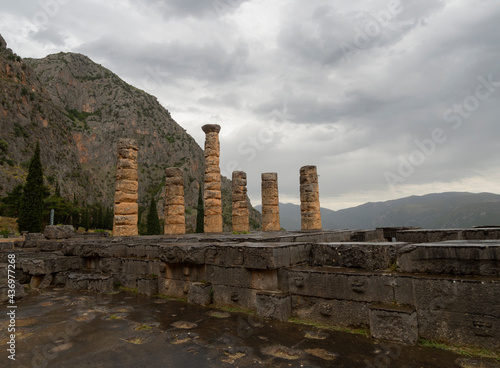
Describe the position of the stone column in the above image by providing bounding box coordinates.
[113,138,139,236]
[261,173,280,232]
[164,167,185,235]
[232,171,249,233]
[202,124,223,233]
[300,165,322,231]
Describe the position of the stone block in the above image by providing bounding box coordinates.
[369,304,418,345]
[212,285,256,310]
[291,295,370,329]
[44,225,75,240]
[115,180,139,194]
[287,267,414,305]
[137,277,159,296]
[187,282,213,306]
[417,309,499,350]
[114,203,139,216]
[164,264,206,281]
[158,277,191,299]
[206,265,252,288]
[311,242,404,270]
[256,291,291,321]
[412,276,500,318]
[251,269,279,290]
[160,244,207,264]
[242,244,290,269]
[397,241,500,276]
[205,245,244,266]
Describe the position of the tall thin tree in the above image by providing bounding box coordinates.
[195,184,204,233]
[18,142,44,233]
[146,196,162,235]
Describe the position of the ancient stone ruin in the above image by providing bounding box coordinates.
[300,165,322,231]
[2,124,500,355]
[202,124,223,233]
[261,173,281,231]
[112,138,139,236]
[232,171,249,233]
[164,167,186,235]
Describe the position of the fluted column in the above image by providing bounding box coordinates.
[202,124,223,233]
[300,165,322,231]
[164,167,185,235]
[232,171,249,233]
[261,172,280,231]
[113,138,139,236]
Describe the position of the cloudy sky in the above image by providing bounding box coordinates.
[1,0,499,210]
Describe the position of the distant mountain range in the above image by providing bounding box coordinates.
[255,192,500,230]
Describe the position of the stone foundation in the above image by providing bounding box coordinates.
[2,231,499,351]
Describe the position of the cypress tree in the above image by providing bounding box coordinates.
[195,184,204,233]
[146,196,162,235]
[18,142,44,233]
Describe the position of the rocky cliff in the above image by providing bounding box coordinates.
[0,35,261,232]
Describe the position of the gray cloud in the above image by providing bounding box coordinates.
[0,0,499,210]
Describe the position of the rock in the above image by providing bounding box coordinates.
[44,225,75,239]
[187,282,213,306]
[0,34,6,49]
[369,304,418,345]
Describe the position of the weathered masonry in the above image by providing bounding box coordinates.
[113,138,139,237]
[2,227,499,351]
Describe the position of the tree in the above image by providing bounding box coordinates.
[18,142,44,233]
[0,184,24,217]
[195,184,204,233]
[146,196,162,235]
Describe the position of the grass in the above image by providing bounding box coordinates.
[154,294,187,303]
[119,287,138,294]
[288,317,370,337]
[135,324,153,331]
[419,339,500,361]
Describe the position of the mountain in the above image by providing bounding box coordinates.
[256,192,500,230]
[0,34,261,232]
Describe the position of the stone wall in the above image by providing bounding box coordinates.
[2,230,499,351]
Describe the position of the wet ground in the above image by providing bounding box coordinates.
[1,289,498,368]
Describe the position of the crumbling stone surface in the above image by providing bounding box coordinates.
[291,295,369,328]
[397,241,500,275]
[187,282,213,306]
[202,124,223,233]
[137,277,159,296]
[396,228,500,243]
[369,304,418,345]
[44,225,75,239]
[113,138,139,236]
[66,272,114,293]
[311,242,407,270]
[256,291,291,321]
[300,165,322,231]
[261,173,280,232]
[232,171,249,232]
[164,167,185,235]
